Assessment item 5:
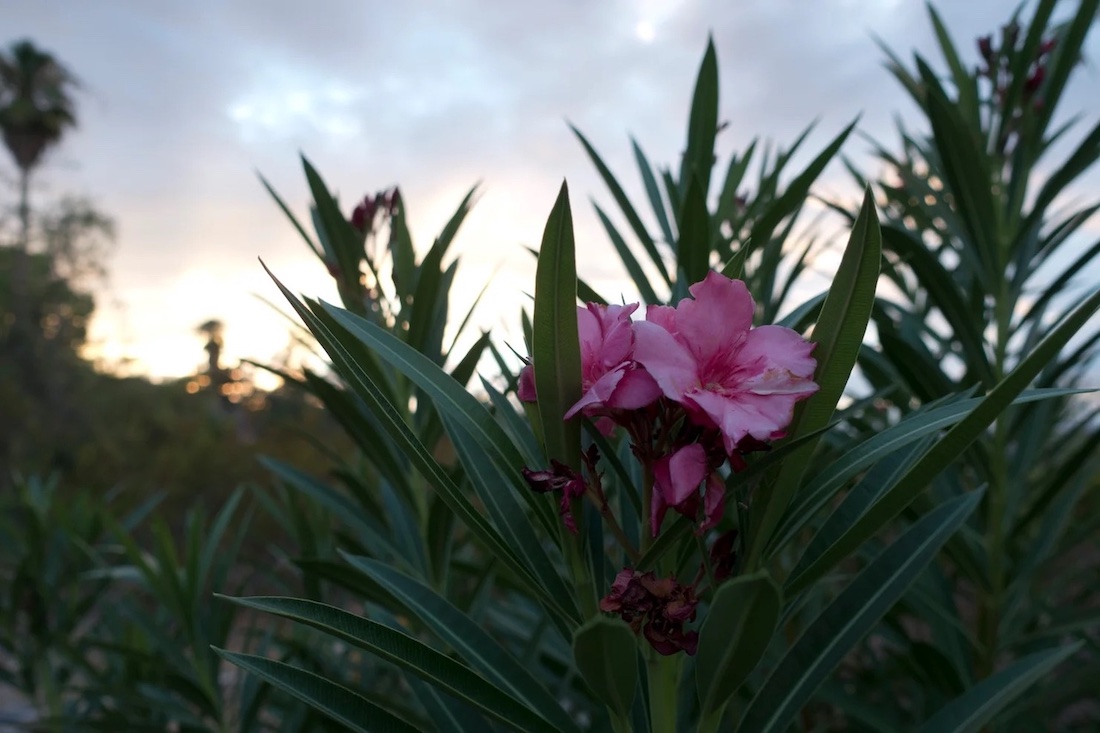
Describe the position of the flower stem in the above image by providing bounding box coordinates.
[610,712,633,733]
[587,486,640,563]
[563,500,598,617]
[647,651,680,733]
[641,461,654,555]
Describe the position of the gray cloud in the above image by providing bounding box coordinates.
[5,0,1098,376]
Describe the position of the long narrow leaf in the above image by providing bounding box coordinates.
[916,644,1082,733]
[214,649,420,733]
[220,596,562,733]
[787,288,1100,595]
[737,490,982,733]
[341,555,576,732]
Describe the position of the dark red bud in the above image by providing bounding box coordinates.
[350,195,378,233]
[522,460,586,534]
[1025,65,1046,94]
[977,35,994,60]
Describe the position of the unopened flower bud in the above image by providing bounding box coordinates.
[977,35,994,61]
[1025,65,1046,95]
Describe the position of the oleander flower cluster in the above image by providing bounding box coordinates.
[521,271,819,655]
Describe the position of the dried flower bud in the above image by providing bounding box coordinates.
[600,568,699,655]
[522,460,586,533]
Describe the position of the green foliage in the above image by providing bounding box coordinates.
[5,3,1097,730]
[572,616,638,720]
[828,1,1100,729]
[216,16,1097,731]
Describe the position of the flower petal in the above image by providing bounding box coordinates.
[645,304,677,333]
[676,272,754,365]
[633,321,698,400]
[609,366,662,410]
[687,389,804,453]
[700,473,726,533]
[565,365,626,419]
[736,325,819,396]
[650,445,707,537]
[518,364,537,402]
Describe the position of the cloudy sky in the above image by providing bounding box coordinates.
[6,0,1099,383]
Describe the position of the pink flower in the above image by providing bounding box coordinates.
[519,303,661,422]
[517,364,537,402]
[633,272,819,454]
[565,303,661,420]
[650,444,727,536]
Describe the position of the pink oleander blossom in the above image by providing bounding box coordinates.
[518,303,661,423]
[565,302,661,420]
[633,271,819,454]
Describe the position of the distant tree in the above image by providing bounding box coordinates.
[198,318,225,375]
[1,40,82,405]
[0,39,79,249]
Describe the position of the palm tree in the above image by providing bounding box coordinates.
[0,39,79,249]
[0,40,80,409]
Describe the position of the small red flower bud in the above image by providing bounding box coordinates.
[1025,65,1046,95]
[349,195,378,233]
[522,460,586,533]
[977,35,994,61]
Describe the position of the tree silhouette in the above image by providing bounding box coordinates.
[0,39,79,249]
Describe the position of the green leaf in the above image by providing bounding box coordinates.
[695,571,782,720]
[532,181,583,470]
[736,490,983,733]
[220,596,561,733]
[785,287,1100,595]
[214,649,420,733]
[265,267,573,624]
[679,37,720,198]
[916,644,1083,733]
[258,172,322,259]
[915,59,1000,288]
[593,201,660,305]
[317,300,560,540]
[572,616,638,718]
[880,224,994,387]
[677,173,711,286]
[745,120,856,253]
[302,156,361,291]
[389,196,417,300]
[633,138,675,247]
[342,555,576,732]
[746,187,881,570]
[570,125,671,286]
[441,411,573,600]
